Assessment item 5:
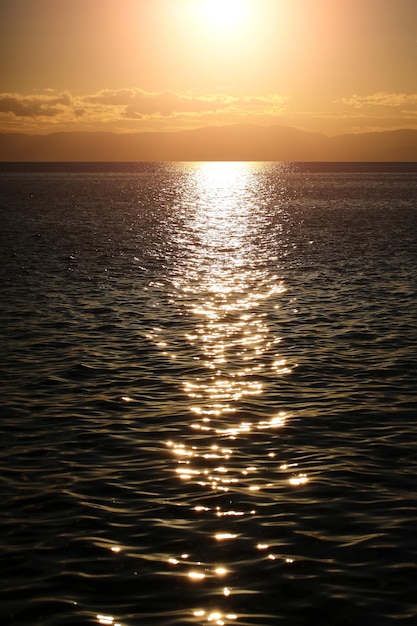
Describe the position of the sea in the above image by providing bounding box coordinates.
[1,161,417,626]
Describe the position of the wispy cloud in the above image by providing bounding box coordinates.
[85,89,228,115]
[84,88,287,118]
[0,88,287,131]
[0,92,72,117]
[2,88,416,135]
[338,92,417,109]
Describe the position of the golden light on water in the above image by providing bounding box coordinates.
[97,616,121,626]
[188,570,206,581]
[158,163,304,623]
[214,533,238,541]
[163,163,298,511]
[193,610,238,623]
[102,159,309,626]
[289,474,309,486]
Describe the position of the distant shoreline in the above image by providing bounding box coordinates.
[1,126,416,163]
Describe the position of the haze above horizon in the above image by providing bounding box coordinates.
[1,0,416,147]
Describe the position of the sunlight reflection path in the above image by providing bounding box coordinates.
[154,163,307,624]
[171,163,291,433]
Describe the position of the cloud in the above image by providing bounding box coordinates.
[338,92,417,109]
[0,92,72,117]
[124,91,230,117]
[84,89,138,106]
[84,88,287,118]
[0,87,287,132]
[1,87,416,136]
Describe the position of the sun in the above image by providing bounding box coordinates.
[198,0,251,31]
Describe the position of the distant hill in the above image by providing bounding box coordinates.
[0,125,416,161]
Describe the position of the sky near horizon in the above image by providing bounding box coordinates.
[0,0,416,136]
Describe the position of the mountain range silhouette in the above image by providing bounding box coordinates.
[1,125,416,161]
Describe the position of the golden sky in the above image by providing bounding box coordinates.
[1,0,416,135]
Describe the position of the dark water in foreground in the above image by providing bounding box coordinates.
[1,162,417,626]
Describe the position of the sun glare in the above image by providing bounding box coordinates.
[198,0,251,31]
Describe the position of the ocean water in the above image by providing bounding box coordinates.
[1,161,417,626]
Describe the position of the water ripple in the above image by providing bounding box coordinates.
[1,163,417,625]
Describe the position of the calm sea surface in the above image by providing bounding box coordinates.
[1,162,417,626]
